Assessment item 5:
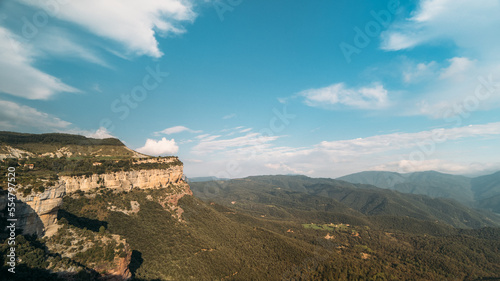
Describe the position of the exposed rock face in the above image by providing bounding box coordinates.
[0,145,35,160]
[157,182,193,221]
[12,164,189,237]
[61,166,184,193]
[16,184,66,236]
[101,251,133,281]
[108,201,141,215]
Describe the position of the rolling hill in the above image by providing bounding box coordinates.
[0,131,146,159]
[338,170,500,215]
[337,171,474,205]
[1,132,500,280]
[191,175,500,230]
[472,171,500,213]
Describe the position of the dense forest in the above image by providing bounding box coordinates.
[0,131,124,147]
[2,179,500,280]
[1,132,499,280]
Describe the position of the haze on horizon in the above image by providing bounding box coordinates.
[0,0,499,179]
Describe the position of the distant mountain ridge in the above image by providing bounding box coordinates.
[1,132,500,280]
[187,176,229,183]
[191,175,500,229]
[338,170,500,214]
[472,171,500,213]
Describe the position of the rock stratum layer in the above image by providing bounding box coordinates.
[11,164,189,237]
[16,184,66,237]
[61,166,184,193]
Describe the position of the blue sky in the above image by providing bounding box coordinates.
[1,0,500,178]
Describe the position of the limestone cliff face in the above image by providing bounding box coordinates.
[60,166,184,193]
[12,164,189,237]
[100,251,133,281]
[16,184,66,236]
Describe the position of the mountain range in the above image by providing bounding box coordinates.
[1,131,500,280]
[338,170,500,214]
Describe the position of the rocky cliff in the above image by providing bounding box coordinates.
[16,184,66,237]
[0,132,192,280]
[9,163,189,237]
[61,165,184,193]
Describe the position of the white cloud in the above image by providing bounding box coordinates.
[381,0,500,56]
[185,122,500,178]
[402,57,475,83]
[0,99,71,131]
[92,84,103,93]
[195,134,211,139]
[381,32,424,51]
[299,83,390,110]
[0,100,115,139]
[222,113,236,120]
[317,122,500,156]
[34,27,109,67]
[136,138,179,156]
[408,60,500,118]
[239,128,252,133]
[20,0,197,58]
[411,0,450,22]
[371,159,500,176]
[155,125,201,135]
[191,133,279,155]
[403,61,437,83]
[0,27,79,99]
[439,57,475,79]
[265,163,312,175]
[85,127,114,139]
[63,127,116,140]
[198,135,221,142]
[379,0,500,116]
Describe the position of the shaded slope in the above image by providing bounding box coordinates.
[472,171,500,213]
[60,188,500,280]
[192,175,500,229]
[338,171,474,204]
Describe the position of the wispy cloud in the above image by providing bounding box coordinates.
[0,99,71,131]
[155,125,202,135]
[371,159,500,176]
[401,57,500,118]
[92,84,103,93]
[191,132,279,155]
[20,0,197,58]
[0,27,79,100]
[381,0,500,55]
[439,57,475,80]
[239,128,252,133]
[299,83,390,110]
[186,122,500,178]
[379,0,500,116]
[265,163,312,175]
[401,57,476,84]
[317,122,500,156]
[34,27,110,67]
[222,113,236,120]
[195,134,211,139]
[403,61,437,83]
